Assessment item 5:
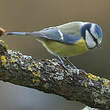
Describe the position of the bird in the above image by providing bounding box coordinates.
[4,21,103,70]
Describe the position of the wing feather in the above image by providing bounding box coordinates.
[38,27,82,44]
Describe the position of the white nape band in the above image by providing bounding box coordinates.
[90,24,95,35]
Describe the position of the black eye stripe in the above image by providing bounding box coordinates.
[88,29,98,44]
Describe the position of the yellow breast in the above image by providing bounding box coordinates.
[39,38,88,57]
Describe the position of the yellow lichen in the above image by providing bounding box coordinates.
[84,83,88,88]
[0,40,8,50]
[10,57,15,63]
[88,73,100,81]
[45,59,49,61]
[28,67,32,71]
[3,43,8,50]
[33,63,38,67]
[33,71,40,77]
[32,79,40,83]
[30,63,38,67]
[0,40,4,43]
[70,77,73,80]
[102,78,110,87]
[14,55,19,58]
[13,49,18,52]
[1,56,6,66]
[104,81,109,86]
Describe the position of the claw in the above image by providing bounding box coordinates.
[78,69,86,73]
[72,69,86,75]
[72,69,80,75]
[57,56,86,74]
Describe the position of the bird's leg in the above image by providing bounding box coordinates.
[64,57,78,69]
[64,57,86,74]
[57,56,68,70]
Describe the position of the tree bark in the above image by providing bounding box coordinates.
[0,40,110,110]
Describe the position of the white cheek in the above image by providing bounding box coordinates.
[90,24,98,39]
[86,30,96,48]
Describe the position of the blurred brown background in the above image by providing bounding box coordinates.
[0,0,109,110]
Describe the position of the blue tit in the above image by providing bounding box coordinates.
[6,21,103,69]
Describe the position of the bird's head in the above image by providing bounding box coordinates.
[81,22,103,49]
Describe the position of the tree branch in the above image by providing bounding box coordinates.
[0,40,110,110]
[83,106,99,110]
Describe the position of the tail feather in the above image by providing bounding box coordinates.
[6,31,51,40]
[6,32,27,36]
[6,31,44,37]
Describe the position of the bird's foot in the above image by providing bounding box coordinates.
[78,69,86,73]
[57,56,86,74]
[72,68,86,75]
[60,63,86,76]
[60,63,69,71]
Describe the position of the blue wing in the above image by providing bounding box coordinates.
[37,27,82,44]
